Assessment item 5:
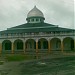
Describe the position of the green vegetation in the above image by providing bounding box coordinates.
[0,61,4,65]
[21,55,75,75]
[0,53,75,75]
[5,54,35,61]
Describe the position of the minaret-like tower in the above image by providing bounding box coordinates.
[26,6,45,23]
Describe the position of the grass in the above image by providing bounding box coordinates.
[21,55,75,75]
[0,52,75,75]
[0,61,4,65]
[5,54,36,61]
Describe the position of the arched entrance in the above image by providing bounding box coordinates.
[38,38,48,52]
[2,40,12,53]
[63,37,74,51]
[14,39,23,51]
[50,38,61,51]
[25,39,36,52]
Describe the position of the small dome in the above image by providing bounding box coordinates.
[27,6,44,18]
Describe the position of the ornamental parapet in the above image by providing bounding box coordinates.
[0,32,75,39]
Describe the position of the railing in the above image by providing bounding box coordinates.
[0,33,75,38]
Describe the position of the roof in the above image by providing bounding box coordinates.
[0,22,75,34]
[27,6,44,19]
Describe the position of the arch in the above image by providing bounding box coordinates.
[63,37,74,51]
[14,39,23,50]
[38,38,48,49]
[50,38,61,51]
[2,40,12,51]
[25,39,36,50]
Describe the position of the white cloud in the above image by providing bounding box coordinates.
[0,0,74,31]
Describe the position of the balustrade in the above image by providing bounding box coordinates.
[0,32,75,38]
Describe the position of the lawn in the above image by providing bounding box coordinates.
[0,53,75,75]
[5,54,36,61]
[20,55,75,75]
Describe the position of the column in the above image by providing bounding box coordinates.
[36,42,38,52]
[32,41,34,49]
[12,42,14,54]
[74,40,75,51]
[48,40,50,53]
[23,42,25,54]
[36,41,38,59]
[41,41,43,49]
[61,41,64,53]
[0,43,2,54]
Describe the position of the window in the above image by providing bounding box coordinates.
[28,19,30,22]
[31,19,34,22]
[40,19,43,22]
[36,18,39,21]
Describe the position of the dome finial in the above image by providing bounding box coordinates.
[34,5,36,8]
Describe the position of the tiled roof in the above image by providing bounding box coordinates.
[0,22,75,34]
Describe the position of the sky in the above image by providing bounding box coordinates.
[0,0,74,31]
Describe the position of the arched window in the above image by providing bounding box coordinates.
[2,40,12,50]
[14,39,23,50]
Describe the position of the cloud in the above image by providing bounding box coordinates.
[0,0,74,31]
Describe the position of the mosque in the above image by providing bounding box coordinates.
[0,6,75,54]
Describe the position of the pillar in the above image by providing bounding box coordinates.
[12,42,14,54]
[48,41,50,53]
[36,42,38,52]
[0,43,2,54]
[74,40,75,51]
[32,41,34,49]
[23,42,25,54]
[61,41,64,53]
[41,41,43,49]
[36,42,38,59]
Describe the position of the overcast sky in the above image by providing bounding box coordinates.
[0,0,74,31]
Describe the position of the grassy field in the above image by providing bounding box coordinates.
[6,54,35,61]
[21,55,75,75]
[0,53,75,75]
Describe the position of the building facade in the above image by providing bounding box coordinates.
[0,6,75,54]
